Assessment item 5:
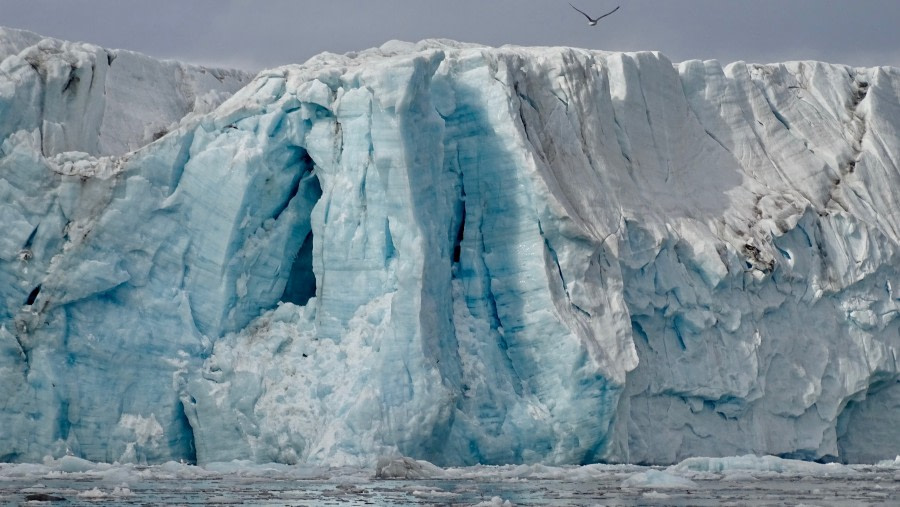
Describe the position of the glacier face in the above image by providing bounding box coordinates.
[0,27,252,157]
[2,30,900,467]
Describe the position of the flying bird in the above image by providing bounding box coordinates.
[569,3,620,26]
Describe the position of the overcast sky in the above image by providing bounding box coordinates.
[3,0,899,72]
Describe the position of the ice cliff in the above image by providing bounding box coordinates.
[2,29,900,467]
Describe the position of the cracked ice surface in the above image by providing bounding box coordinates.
[2,30,900,467]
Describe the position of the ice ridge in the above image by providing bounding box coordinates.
[1,32,900,466]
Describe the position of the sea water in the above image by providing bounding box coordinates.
[3,456,898,505]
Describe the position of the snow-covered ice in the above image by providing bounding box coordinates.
[2,27,900,468]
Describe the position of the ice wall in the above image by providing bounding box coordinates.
[0,27,251,157]
[2,31,900,466]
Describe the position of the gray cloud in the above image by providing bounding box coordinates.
[2,0,898,71]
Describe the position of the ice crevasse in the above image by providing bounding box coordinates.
[2,28,900,467]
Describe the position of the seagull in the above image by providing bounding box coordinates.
[569,3,620,26]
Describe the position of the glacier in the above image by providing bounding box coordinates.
[2,27,900,467]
